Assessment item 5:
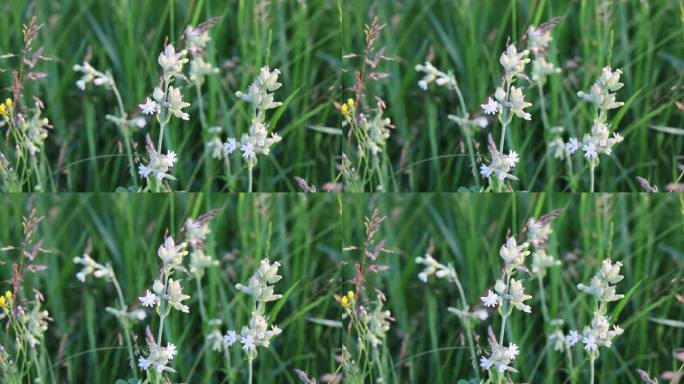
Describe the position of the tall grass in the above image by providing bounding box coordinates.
[0,193,682,382]
[342,0,684,191]
[2,0,341,191]
[2,1,682,191]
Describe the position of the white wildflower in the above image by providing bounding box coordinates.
[566,137,579,154]
[481,97,500,115]
[158,44,188,78]
[224,330,238,347]
[139,98,159,115]
[167,278,190,313]
[566,330,580,346]
[139,290,157,308]
[481,290,499,308]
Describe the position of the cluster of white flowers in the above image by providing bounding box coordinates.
[185,26,219,86]
[527,218,560,278]
[14,300,50,349]
[479,235,533,377]
[479,148,520,184]
[73,62,113,90]
[499,236,530,273]
[359,299,393,349]
[183,217,218,280]
[356,102,393,157]
[479,44,532,188]
[15,105,51,156]
[567,312,624,354]
[566,118,624,165]
[481,277,532,313]
[137,235,191,374]
[138,148,178,182]
[137,44,190,188]
[73,252,114,282]
[567,67,624,167]
[215,67,284,170]
[566,259,624,359]
[482,82,532,121]
[577,259,625,304]
[137,340,178,374]
[414,61,457,90]
[225,259,283,360]
[480,341,520,373]
[527,26,561,87]
[141,83,190,121]
[228,120,282,166]
[415,252,457,283]
[205,319,228,352]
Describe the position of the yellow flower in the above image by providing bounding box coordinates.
[346,98,355,109]
[0,104,6,116]
[346,290,355,301]
[341,295,349,308]
[4,291,11,300]
[341,103,349,116]
[5,98,11,108]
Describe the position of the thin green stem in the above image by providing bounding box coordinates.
[590,356,595,384]
[590,165,595,192]
[248,165,253,192]
[195,276,207,323]
[248,357,253,384]
[110,79,138,186]
[111,272,138,378]
[499,120,508,155]
[157,273,171,345]
[450,271,480,379]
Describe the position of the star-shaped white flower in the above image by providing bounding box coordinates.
[241,334,256,352]
[481,290,499,308]
[583,334,598,352]
[138,356,150,370]
[506,343,519,359]
[138,164,151,178]
[224,330,238,347]
[164,343,177,360]
[241,142,256,160]
[566,137,579,154]
[224,137,238,155]
[138,290,157,307]
[565,330,579,346]
[480,356,493,370]
[480,164,493,178]
[481,97,500,115]
[139,98,159,115]
[583,142,598,160]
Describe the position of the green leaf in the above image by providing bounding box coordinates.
[649,317,684,328]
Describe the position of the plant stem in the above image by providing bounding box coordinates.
[111,80,138,186]
[450,272,480,379]
[499,120,508,154]
[111,273,138,378]
[158,120,167,155]
[537,274,549,323]
[451,79,479,186]
[590,165,595,192]
[195,276,207,322]
[157,273,170,345]
[498,273,512,346]
[248,165,253,192]
[248,357,253,384]
[590,356,595,384]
